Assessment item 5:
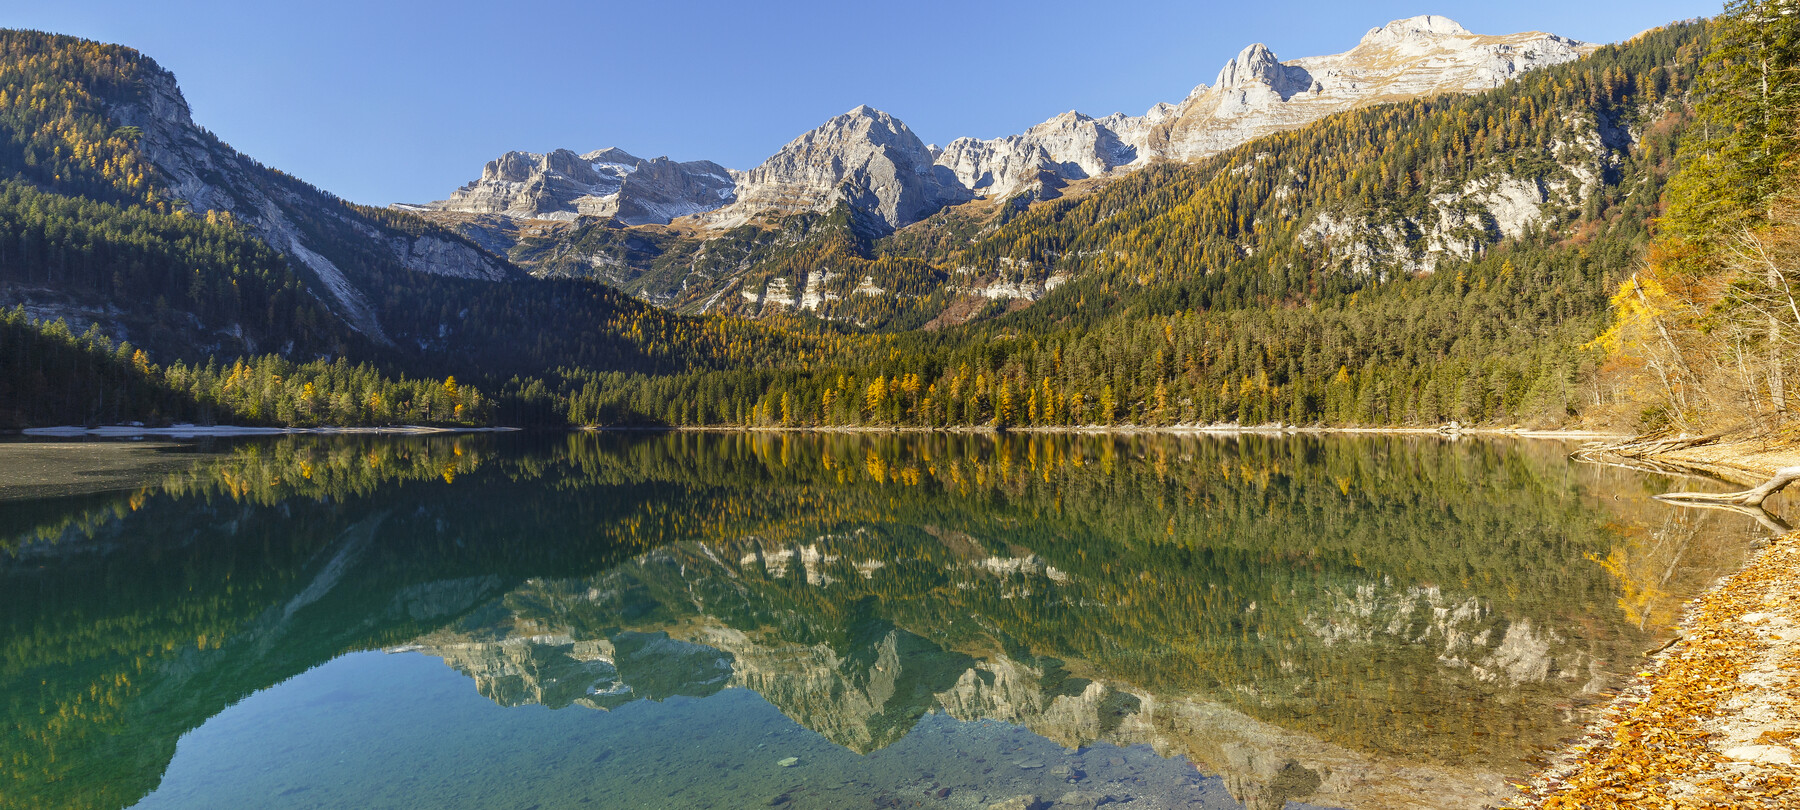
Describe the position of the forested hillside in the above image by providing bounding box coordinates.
[0,306,489,428]
[539,21,1709,429]
[1583,0,1800,437]
[2,9,1789,433]
[0,32,356,358]
[0,33,826,370]
[0,30,868,425]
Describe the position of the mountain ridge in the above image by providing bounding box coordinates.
[417,146,737,225]
[416,14,1594,237]
[107,57,523,344]
[0,17,1721,435]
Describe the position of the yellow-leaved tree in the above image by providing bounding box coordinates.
[1590,0,1800,435]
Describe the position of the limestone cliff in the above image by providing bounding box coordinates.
[932,15,1590,205]
[704,105,972,232]
[424,147,735,226]
[1148,16,1593,161]
[103,61,520,343]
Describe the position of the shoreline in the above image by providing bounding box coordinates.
[6,422,1622,441]
[1525,438,1800,808]
[605,423,1630,440]
[12,423,521,438]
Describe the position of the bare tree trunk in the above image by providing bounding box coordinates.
[1658,465,1800,508]
[1631,275,1695,418]
[1772,266,1788,413]
[1735,333,1766,432]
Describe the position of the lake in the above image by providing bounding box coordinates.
[0,432,1779,810]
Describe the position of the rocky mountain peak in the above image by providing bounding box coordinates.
[932,105,1165,202]
[581,146,643,167]
[1145,15,1592,161]
[1359,14,1475,46]
[912,14,1590,212]
[1215,43,1280,87]
[705,105,970,231]
[425,145,733,225]
[420,14,1594,241]
[482,151,541,184]
[1212,42,1317,103]
[807,104,924,152]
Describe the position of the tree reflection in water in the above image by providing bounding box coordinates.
[0,432,1772,810]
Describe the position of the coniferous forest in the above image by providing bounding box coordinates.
[0,4,1796,433]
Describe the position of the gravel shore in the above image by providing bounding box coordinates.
[1524,440,1800,808]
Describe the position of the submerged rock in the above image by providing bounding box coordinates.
[986,796,1044,810]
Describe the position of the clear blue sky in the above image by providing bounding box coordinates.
[7,1,1721,206]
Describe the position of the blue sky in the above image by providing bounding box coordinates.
[7,1,1721,206]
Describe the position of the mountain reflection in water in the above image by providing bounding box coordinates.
[0,432,1773,810]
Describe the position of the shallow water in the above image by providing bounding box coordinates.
[0,432,1782,810]
[133,651,1238,810]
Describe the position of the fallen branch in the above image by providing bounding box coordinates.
[1657,465,1800,508]
[1644,634,1683,657]
[1585,423,1750,459]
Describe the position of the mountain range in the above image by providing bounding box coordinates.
[410,147,737,226]
[0,13,1718,432]
[394,14,1608,331]
[415,16,1592,234]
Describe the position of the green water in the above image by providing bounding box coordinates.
[0,432,1778,810]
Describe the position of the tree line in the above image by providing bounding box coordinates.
[0,306,487,428]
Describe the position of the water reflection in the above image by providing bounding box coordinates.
[0,432,1775,810]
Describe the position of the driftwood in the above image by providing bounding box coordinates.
[1579,423,1750,460]
[1657,465,1800,509]
[1644,634,1684,657]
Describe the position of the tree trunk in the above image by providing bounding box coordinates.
[1771,264,1787,413]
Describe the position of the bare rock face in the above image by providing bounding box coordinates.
[927,16,1590,203]
[613,156,738,224]
[428,147,735,226]
[433,149,618,220]
[417,16,1594,254]
[935,109,1155,200]
[107,64,521,344]
[705,105,971,232]
[383,233,517,281]
[1147,15,1593,160]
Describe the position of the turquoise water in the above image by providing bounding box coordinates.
[135,651,1240,810]
[1,432,1778,810]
